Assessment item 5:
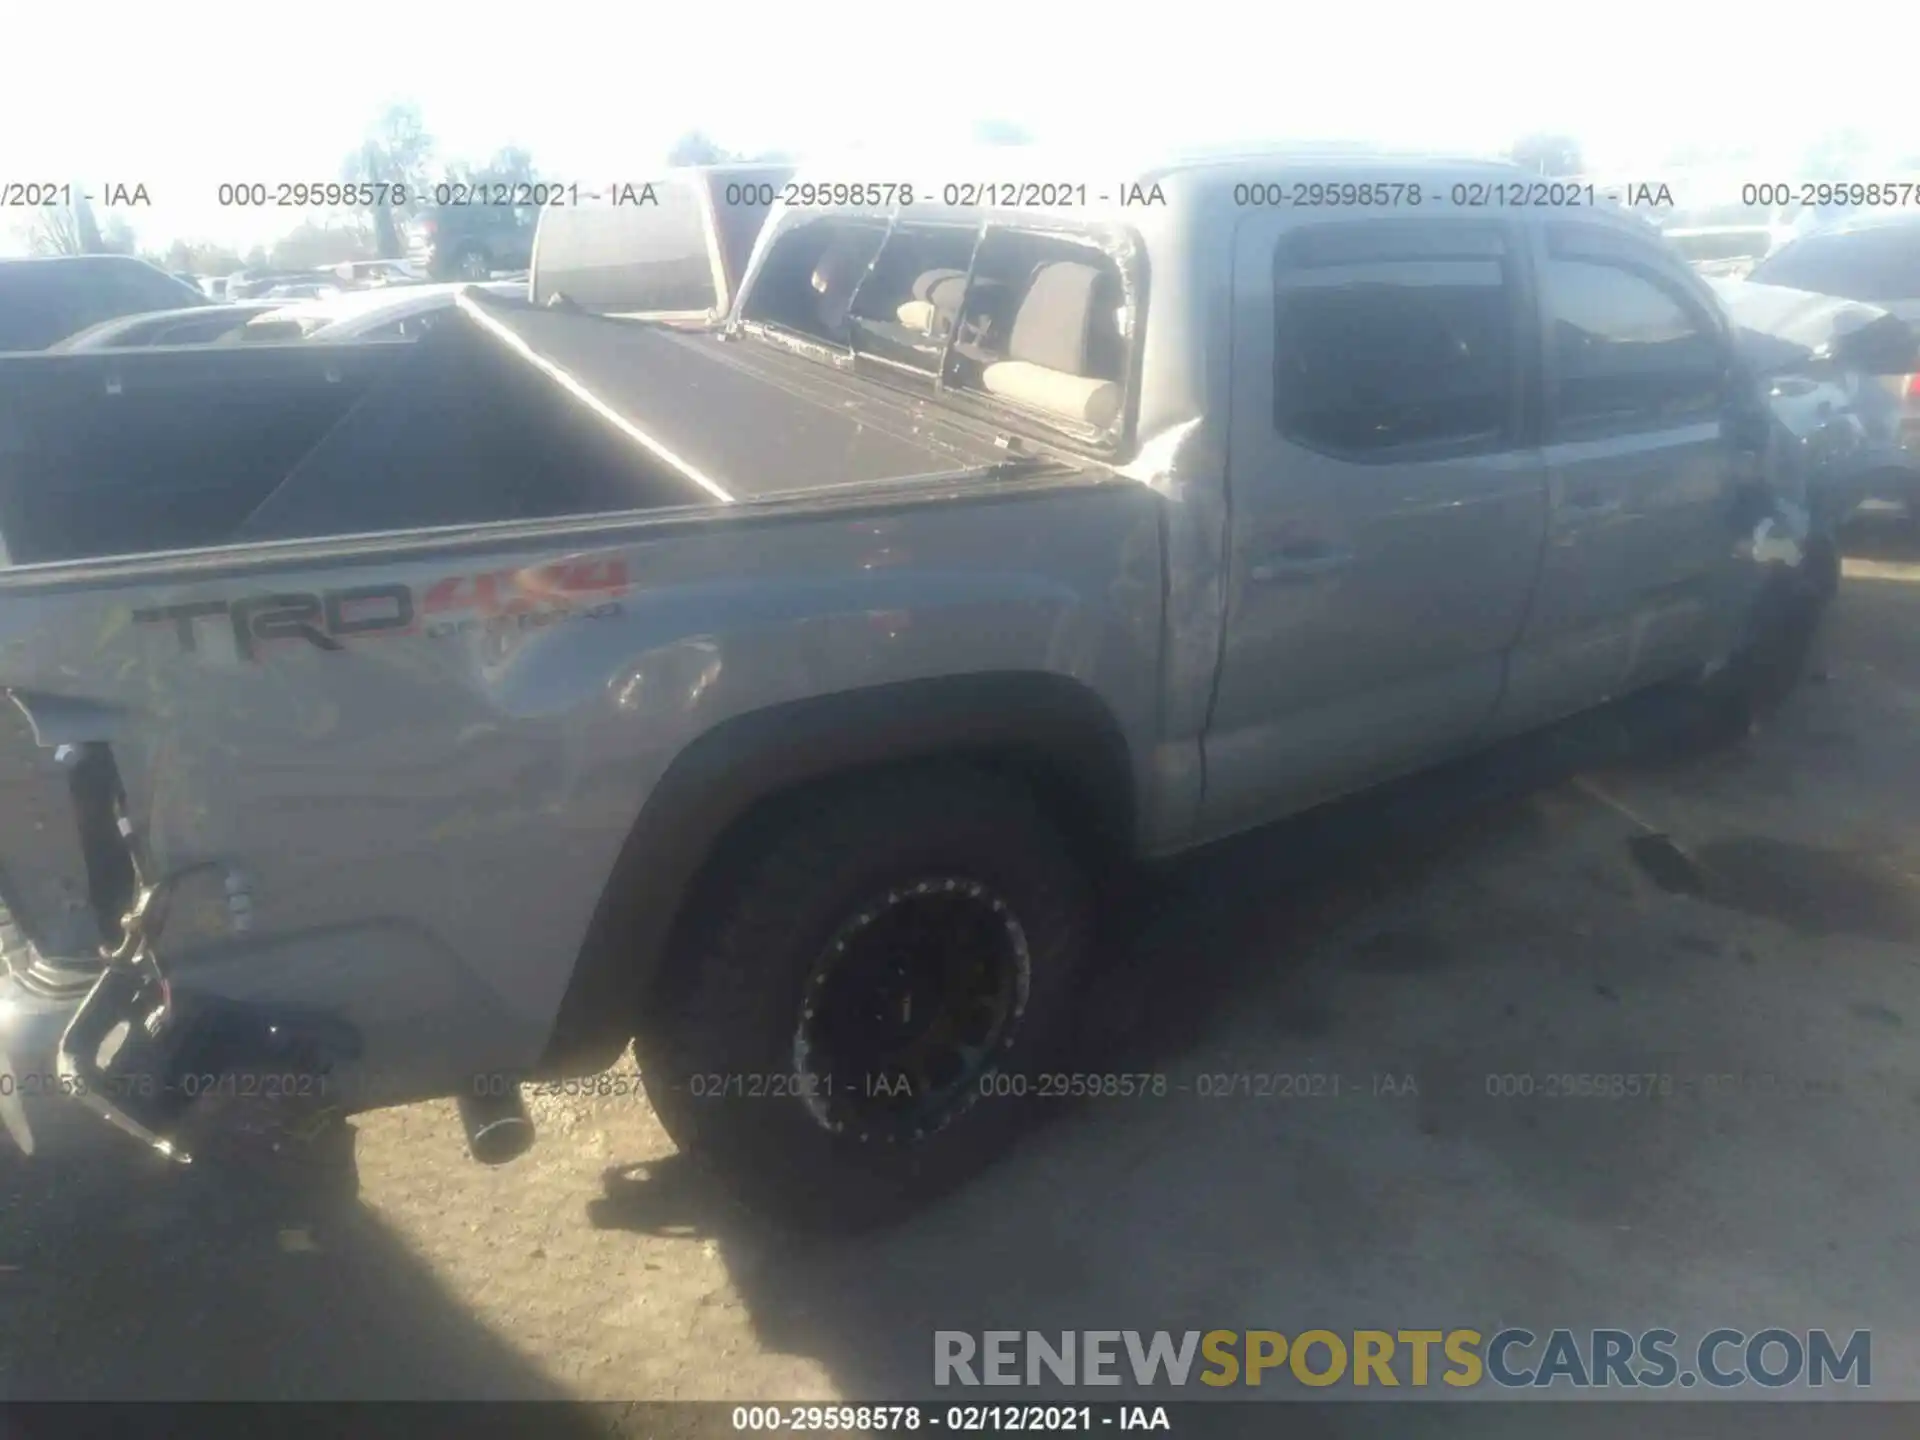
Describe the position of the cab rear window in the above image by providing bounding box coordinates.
[741,216,1134,442]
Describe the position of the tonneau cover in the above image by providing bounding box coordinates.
[0,296,1064,564]
[454,294,1026,503]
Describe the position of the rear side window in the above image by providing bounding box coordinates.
[1272,221,1515,456]
[1541,242,1723,433]
[1750,225,1920,303]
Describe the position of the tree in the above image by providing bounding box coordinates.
[161,238,247,275]
[98,215,138,256]
[27,207,86,256]
[973,119,1034,147]
[444,144,539,190]
[1508,133,1585,177]
[269,219,376,270]
[340,102,437,258]
[26,190,110,255]
[666,130,734,166]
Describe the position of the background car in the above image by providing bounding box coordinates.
[49,301,286,350]
[225,269,312,300]
[1750,211,1920,463]
[239,279,526,342]
[258,280,345,301]
[0,255,210,351]
[1662,224,1793,280]
[323,259,425,288]
[406,203,536,280]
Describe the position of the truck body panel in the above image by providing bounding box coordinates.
[0,466,1169,1104]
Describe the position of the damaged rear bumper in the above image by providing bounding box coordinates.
[0,893,363,1163]
[0,965,82,1156]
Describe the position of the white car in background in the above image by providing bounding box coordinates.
[241,279,527,342]
[323,258,424,288]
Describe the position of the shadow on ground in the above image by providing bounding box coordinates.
[0,1114,600,1414]
[588,551,1920,1424]
[585,685,1759,1380]
[7,539,1918,1435]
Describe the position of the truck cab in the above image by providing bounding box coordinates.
[734,152,1778,832]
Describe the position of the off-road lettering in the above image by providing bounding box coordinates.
[133,565,623,659]
[134,582,415,659]
[324,583,414,636]
[231,594,338,658]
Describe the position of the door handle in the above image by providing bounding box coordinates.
[1248,547,1353,583]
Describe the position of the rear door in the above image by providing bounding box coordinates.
[1201,211,1549,839]
[1498,221,1740,733]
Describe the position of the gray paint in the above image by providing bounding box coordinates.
[0,149,1881,1137]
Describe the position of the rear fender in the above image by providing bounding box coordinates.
[537,671,1136,1075]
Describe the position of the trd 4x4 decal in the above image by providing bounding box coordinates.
[134,559,629,660]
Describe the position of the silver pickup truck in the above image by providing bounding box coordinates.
[0,148,1911,1227]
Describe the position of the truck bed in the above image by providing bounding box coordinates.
[0,296,1044,569]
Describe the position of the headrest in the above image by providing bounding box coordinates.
[912,268,968,302]
[1008,260,1103,375]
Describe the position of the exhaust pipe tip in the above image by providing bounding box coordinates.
[457,1086,535,1165]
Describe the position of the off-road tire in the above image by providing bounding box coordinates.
[640,766,1093,1231]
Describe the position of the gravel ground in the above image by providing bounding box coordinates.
[3,521,1918,1416]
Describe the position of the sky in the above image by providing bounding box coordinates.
[3,1,1912,257]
